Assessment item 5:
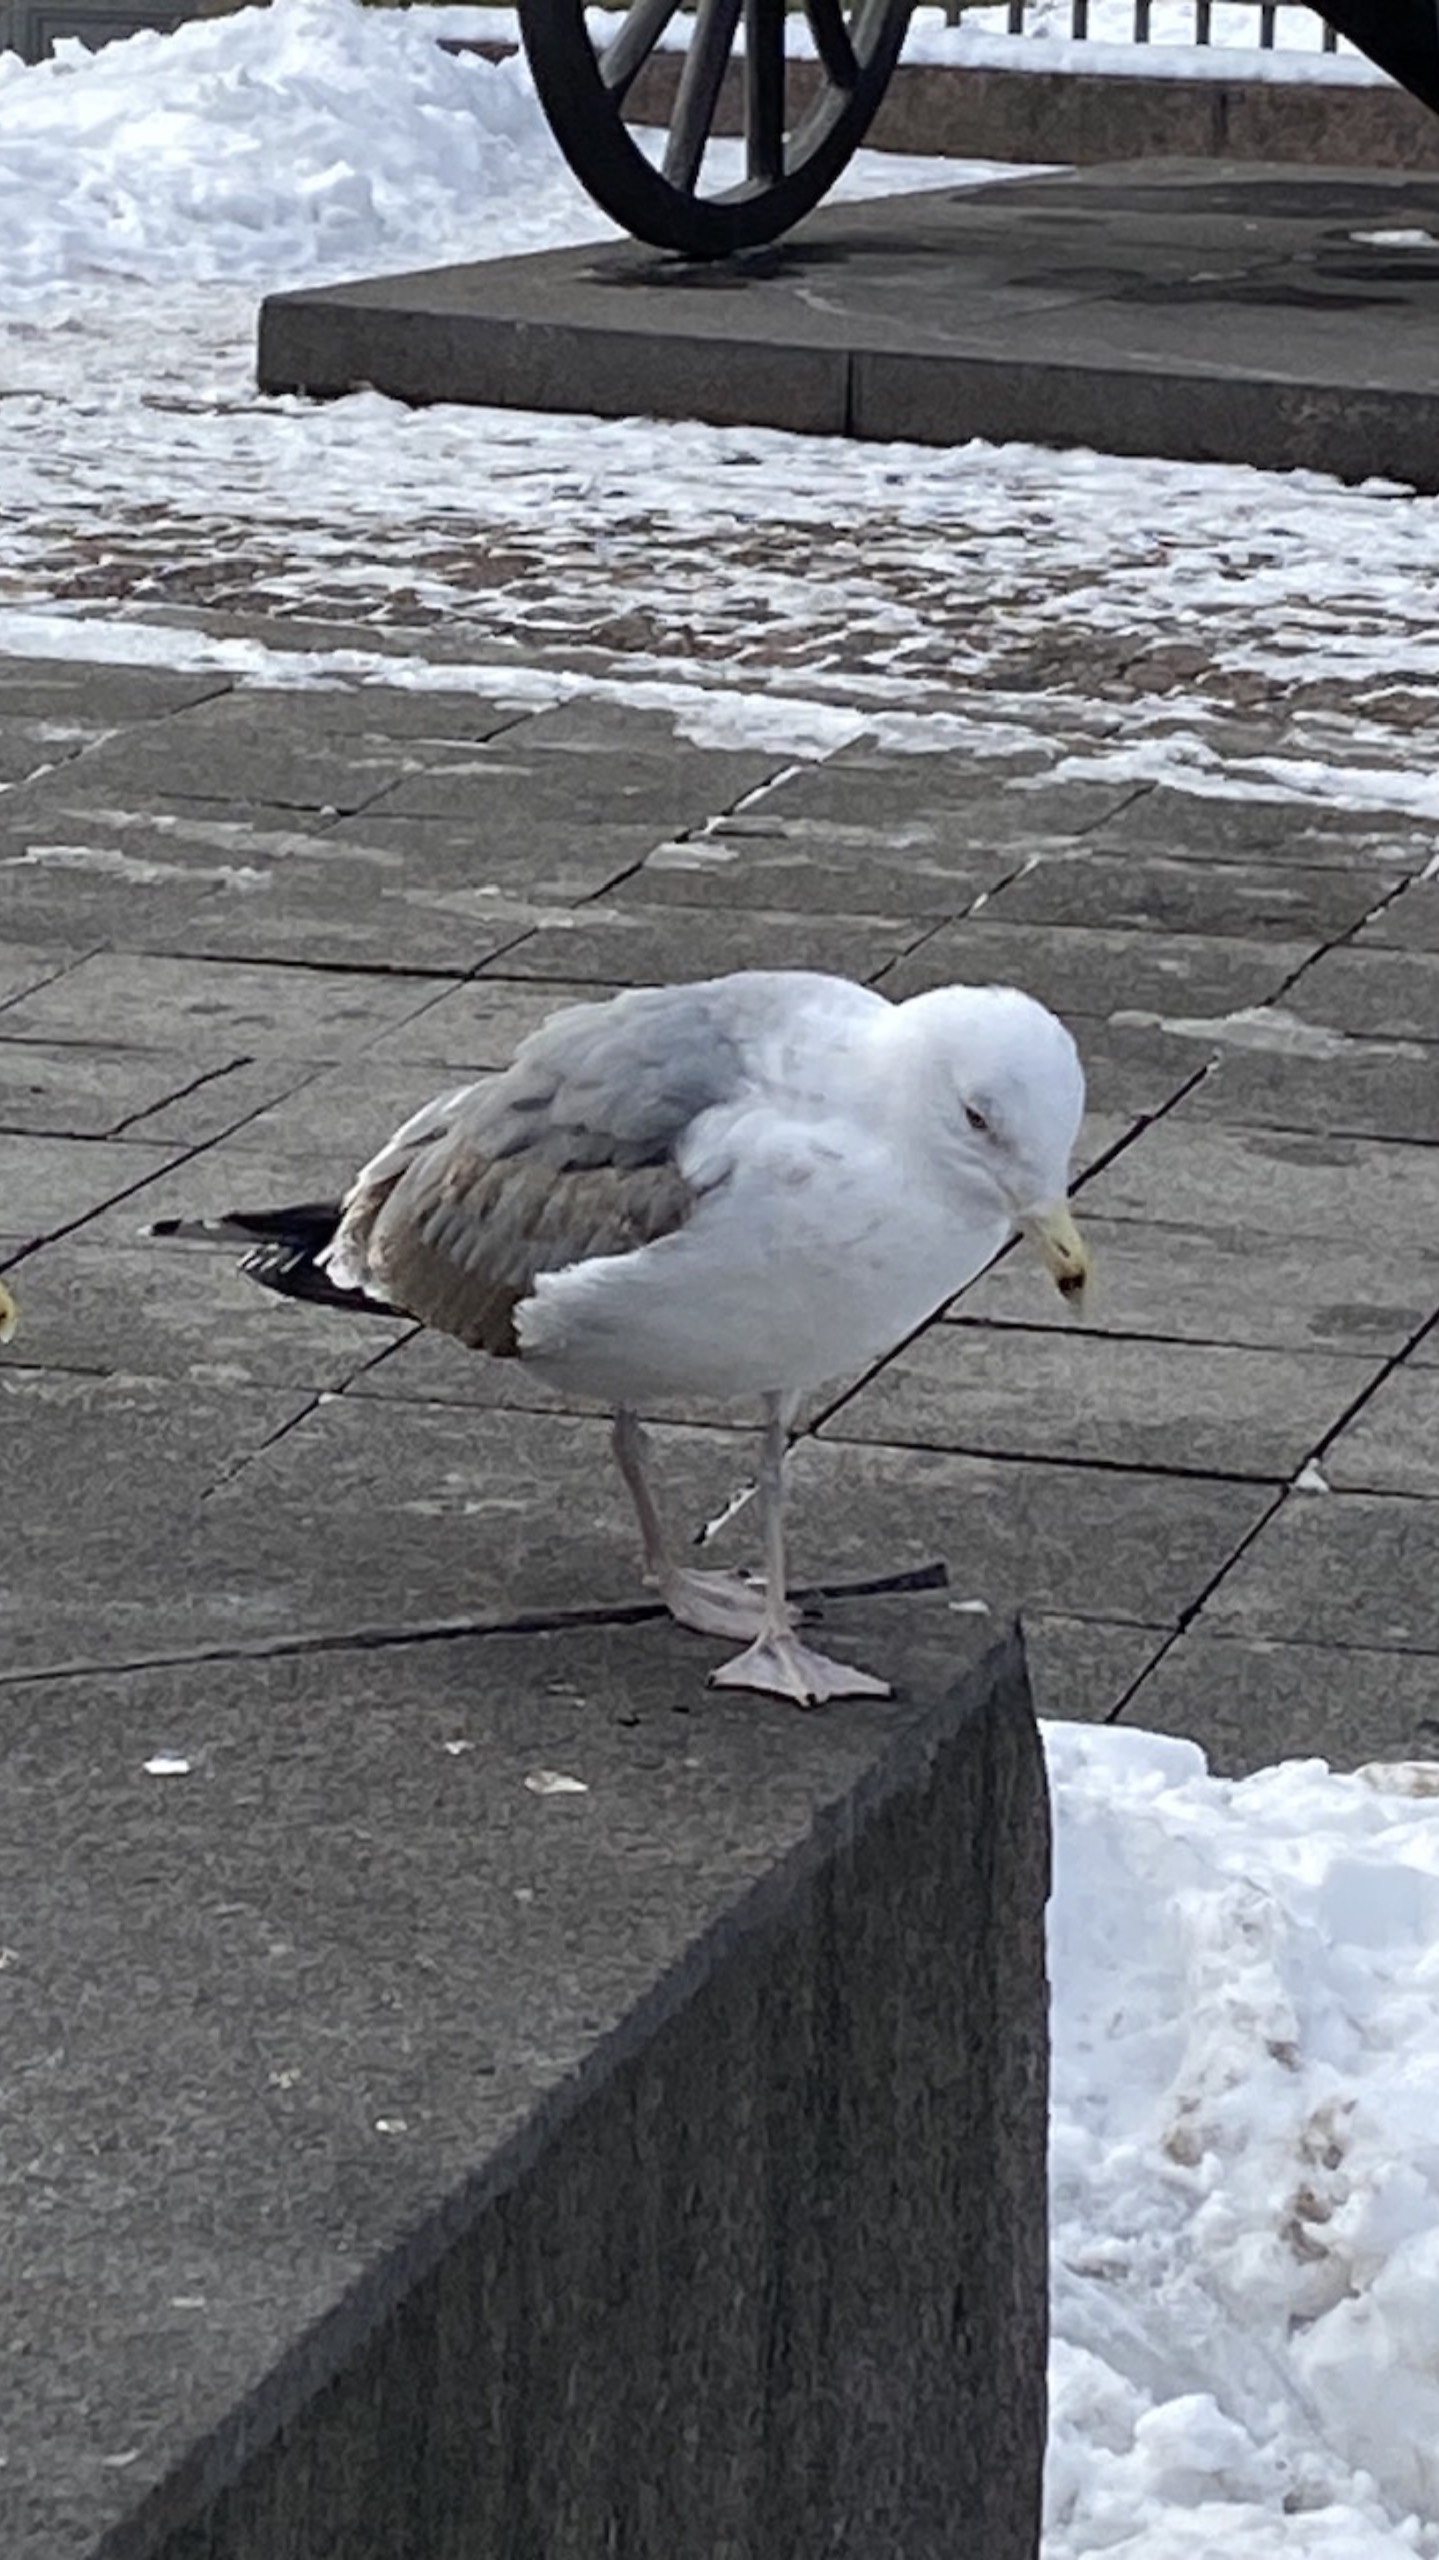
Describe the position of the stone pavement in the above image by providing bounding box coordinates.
[3,641,1438,2557]
[2,646,1436,1778]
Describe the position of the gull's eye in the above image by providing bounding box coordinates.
[964,1104,990,1135]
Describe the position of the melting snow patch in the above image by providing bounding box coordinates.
[142,1752,191,1775]
[1046,1720,1439,2555]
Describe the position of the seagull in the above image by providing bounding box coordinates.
[0,1279,16,1345]
[148,969,1090,1705]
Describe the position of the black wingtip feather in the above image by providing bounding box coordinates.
[148,1198,400,1321]
[240,1241,404,1322]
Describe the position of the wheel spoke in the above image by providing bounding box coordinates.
[599,0,687,99]
[801,0,858,88]
[744,0,786,184]
[662,0,744,193]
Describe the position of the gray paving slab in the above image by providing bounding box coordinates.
[257,165,1439,488]
[608,823,1019,918]
[476,903,924,987]
[1053,783,1437,871]
[1044,1013,1210,1121]
[0,1370,319,1674]
[1360,878,1439,951]
[42,690,532,818]
[0,938,86,1011]
[75,1145,364,1246]
[364,708,777,830]
[822,1328,1375,1480]
[0,1387,733,1678]
[1323,1362,1439,1497]
[1195,1488,1439,1652]
[954,1215,1439,1358]
[0,661,232,724]
[0,1365,1260,1683]
[367,977,630,1065]
[0,1041,217,1141]
[158,872,542,977]
[1018,1611,1167,1726]
[980,849,1385,942]
[781,1435,1267,1631]
[109,1055,325,1152]
[0,950,451,1057]
[749,756,1141,838]
[0,794,351,951]
[0,1131,181,1244]
[885,916,1316,1018]
[1287,943,1439,1040]
[0,1605,1041,2560]
[1121,1634,1439,1775]
[1079,1114,1439,1238]
[321,808,664,905]
[0,720,98,787]
[9,636,1439,2548]
[237,684,530,741]
[8,1238,408,1394]
[1179,1031,1439,1143]
[226,1059,495,1165]
[0,788,335,862]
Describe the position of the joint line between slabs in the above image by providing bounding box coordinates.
[1106,1480,1290,1724]
[106,1050,257,1141]
[1264,856,1424,1012]
[577,752,811,905]
[0,1562,950,1694]
[1295,1295,1439,1487]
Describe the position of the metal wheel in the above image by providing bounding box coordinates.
[518,0,914,258]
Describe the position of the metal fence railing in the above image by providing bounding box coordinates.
[945,4,1342,44]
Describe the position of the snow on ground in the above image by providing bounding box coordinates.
[4,7,1439,2553]
[1046,1724,1439,2560]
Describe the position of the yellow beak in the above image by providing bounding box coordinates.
[0,1279,17,1345]
[1023,1203,1092,1318]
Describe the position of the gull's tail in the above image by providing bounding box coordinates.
[145,1202,403,1320]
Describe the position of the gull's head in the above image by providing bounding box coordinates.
[894,982,1093,1315]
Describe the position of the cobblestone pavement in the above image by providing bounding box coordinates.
[2,642,1436,1774]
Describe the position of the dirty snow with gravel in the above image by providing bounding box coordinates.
[4,11,1439,2547]
[2,0,1437,793]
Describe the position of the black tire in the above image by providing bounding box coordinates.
[518,0,915,257]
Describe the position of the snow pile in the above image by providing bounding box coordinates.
[0,0,557,293]
[0,0,995,303]
[1048,1723,1439,2558]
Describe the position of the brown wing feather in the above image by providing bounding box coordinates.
[323,979,782,1353]
[364,1140,697,1356]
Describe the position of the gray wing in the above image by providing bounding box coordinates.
[324,981,774,1356]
